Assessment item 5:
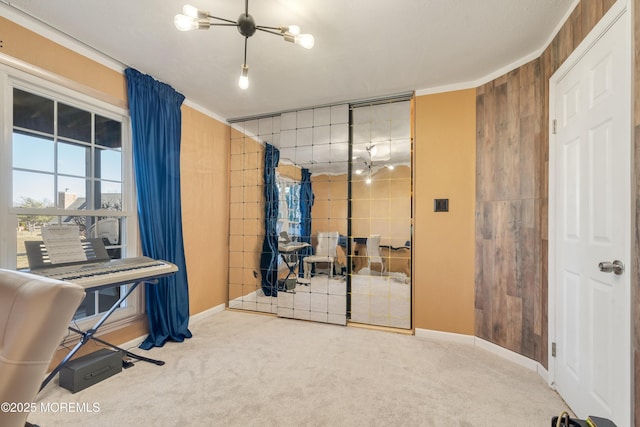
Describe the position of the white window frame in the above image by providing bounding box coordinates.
[0,61,142,332]
[276,173,302,239]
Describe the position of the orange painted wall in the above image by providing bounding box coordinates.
[0,17,125,104]
[228,131,265,299]
[413,89,476,334]
[181,106,230,314]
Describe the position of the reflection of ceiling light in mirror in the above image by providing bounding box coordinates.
[386,165,395,170]
[355,169,363,175]
[365,176,372,185]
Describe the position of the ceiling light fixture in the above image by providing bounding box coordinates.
[174,1,315,90]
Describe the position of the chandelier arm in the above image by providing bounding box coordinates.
[256,25,283,31]
[256,27,285,37]
[245,0,249,16]
[243,36,248,66]
[209,23,241,27]
[206,15,238,25]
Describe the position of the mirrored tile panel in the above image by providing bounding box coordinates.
[228,98,411,329]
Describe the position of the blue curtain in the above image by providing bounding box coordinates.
[298,168,314,277]
[124,68,192,349]
[260,143,280,296]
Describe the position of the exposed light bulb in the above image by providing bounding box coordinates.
[287,25,301,35]
[238,65,249,90]
[387,165,395,170]
[182,5,199,18]
[174,14,199,31]
[355,169,363,175]
[295,34,314,49]
[365,176,372,185]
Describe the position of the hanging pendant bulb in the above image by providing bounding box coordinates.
[238,64,249,90]
[174,14,199,31]
[283,32,315,49]
[182,4,208,18]
[286,25,301,35]
[294,33,315,49]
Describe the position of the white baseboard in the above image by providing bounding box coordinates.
[117,335,147,351]
[189,303,226,325]
[414,327,475,345]
[116,303,226,351]
[415,328,549,382]
[474,337,539,373]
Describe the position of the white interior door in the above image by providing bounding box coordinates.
[551,7,631,425]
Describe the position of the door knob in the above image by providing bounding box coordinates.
[598,260,624,275]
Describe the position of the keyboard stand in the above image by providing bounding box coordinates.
[40,278,164,391]
[277,242,311,292]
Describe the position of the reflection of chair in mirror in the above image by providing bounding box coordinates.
[0,269,85,427]
[366,235,385,274]
[303,231,339,280]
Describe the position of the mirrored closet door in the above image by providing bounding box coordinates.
[275,105,349,325]
[228,117,277,314]
[228,106,349,325]
[349,99,412,329]
[228,97,412,329]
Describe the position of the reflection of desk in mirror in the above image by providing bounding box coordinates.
[352,238,410,277]
[379,245,411,277]
[352,237,368,273]
[278,242,311,291]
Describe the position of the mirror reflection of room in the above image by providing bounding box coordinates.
[228,120,271,313]
[349,100,412,329]
[227,106,350,325]
[227,98,411,330]
[278,106,350,325]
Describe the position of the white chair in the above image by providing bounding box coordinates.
[303,231,339,280]
[367,235,385,274]
[0,269,85,427]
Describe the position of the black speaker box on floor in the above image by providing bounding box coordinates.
[59,348,123,393]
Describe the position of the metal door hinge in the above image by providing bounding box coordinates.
[552,342,556,357]
[552,119,557,135]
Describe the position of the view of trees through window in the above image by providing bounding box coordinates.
[11,86,130,321]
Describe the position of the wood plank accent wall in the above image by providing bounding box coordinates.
[475,0,616,369]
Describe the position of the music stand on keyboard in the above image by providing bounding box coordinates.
[25,239,177,391]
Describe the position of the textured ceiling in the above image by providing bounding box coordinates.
[2,0,576,121]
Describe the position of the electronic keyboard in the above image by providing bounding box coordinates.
[32,256,178,289]
[25,238,177,289]
[31,257,178,288]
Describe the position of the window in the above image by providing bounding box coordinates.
[4,80,138,327]
[276,174,302,238]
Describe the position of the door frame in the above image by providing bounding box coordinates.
[548,0,633,422]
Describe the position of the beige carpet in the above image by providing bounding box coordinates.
[29,310,570,426]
